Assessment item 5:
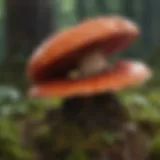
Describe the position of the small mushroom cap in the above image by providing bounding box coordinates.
[28,60,152,98]
[27,16,140,83]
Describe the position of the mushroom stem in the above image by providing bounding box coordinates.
[68,49,109,79]
[79,50,109,76]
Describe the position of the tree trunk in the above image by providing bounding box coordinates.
[3,0,54,88]
[5,0,53,63]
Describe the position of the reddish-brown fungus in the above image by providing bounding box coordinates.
[26,15,152,98]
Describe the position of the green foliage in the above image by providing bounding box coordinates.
[0,117,33,160]
[0,68,159,159]
[0,88,64,160]
[119,88,160,123]
[66,150,89,160]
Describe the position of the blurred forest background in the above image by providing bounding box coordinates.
[0,0,160,160]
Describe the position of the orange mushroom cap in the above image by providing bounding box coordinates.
[26,15,152,98]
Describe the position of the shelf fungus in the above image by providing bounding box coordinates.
[26,16,152,98]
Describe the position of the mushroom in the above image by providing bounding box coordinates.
[26,16,152,160]
[27,16,152,98]
[26,15,152,130]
